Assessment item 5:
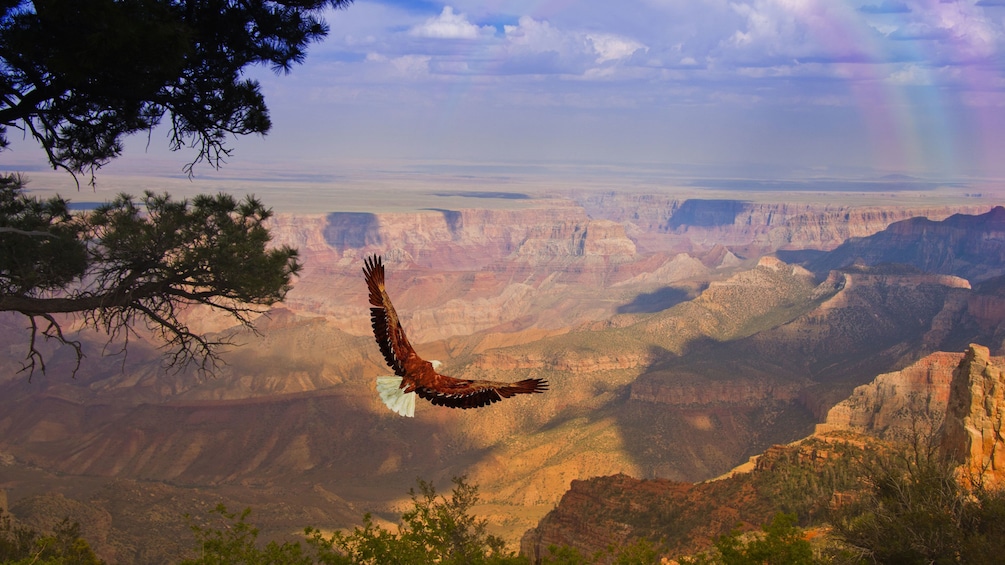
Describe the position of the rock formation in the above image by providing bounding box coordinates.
[940,344,1005,489]
[522,344,1005,562]
[807,206,1005,283]
[823,351,962,440]
[579,192,988,255]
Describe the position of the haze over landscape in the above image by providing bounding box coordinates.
[6,1,1005,564]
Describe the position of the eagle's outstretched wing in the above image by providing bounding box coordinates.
[363,254,548,414]
[415,376,549,409]
[363,254,415,377]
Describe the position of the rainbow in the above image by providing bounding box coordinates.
[409,1,1004,181]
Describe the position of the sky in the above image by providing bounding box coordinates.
[8,0,1005,184]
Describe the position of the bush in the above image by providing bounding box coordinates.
[681,513,820,565]
[541,538,664,565]
[183,477,526,564]
[832,445,1005,564]
[0,511,104,565]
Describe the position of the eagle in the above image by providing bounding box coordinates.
[363,254,548,417]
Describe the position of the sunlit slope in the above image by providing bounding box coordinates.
[459,257,829,376]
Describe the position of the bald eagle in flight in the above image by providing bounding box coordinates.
[364,254,548,417]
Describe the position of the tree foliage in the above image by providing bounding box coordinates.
[0,1,358,374]
[309,476,524,564]
[0,511,104,565]
[0,173,301,375]
[832,438,1005,564]
[0,0,354,180]
[182,504,312,565]
[705,513,817,565]
[182,477,527,565]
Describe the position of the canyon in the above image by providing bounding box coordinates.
[1,186,1003,563]
[521,344,1005,561]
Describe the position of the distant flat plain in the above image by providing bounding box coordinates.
[13,162,1003,214]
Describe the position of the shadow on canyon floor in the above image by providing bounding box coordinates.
[617,286,692,314]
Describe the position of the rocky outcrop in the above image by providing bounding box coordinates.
[314,203,638,263]
[516,218,637,257]
[818,343,1005,488]
[519,432,874,563]
[520,344,1005,563]
[940,344,1005,488]
[808,206,1005,283]
[518,474,760,562]
[824,351,962,440]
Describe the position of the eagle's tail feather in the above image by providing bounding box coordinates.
[377,376,416,417]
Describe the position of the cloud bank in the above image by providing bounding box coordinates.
[28,1,1004,182]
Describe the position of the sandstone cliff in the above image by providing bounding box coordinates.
[807,206,1005,283]
[269,197,988,345]
[522,344,1005,563]
[519,432,874,562]
[821,344,1005,492]
[940,344,1005,488]
[579,192,988,255]
[823,351,962,440]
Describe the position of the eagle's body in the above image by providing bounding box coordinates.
[364,254,548,416]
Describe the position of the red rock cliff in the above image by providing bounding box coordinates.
[940,344,1005,488]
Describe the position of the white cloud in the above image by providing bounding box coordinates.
[721,0,870,64]
[587,33,647,63]
[409,6,494,40]
[497,16,646,74]
[503,17,574,52]
[364,53,432,78]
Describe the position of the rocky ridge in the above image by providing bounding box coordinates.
[941,344,1005,488]
[522,344,1005,562]
[822,350,961,440]
[806,206,1005,282]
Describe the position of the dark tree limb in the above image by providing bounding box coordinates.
[21,312,85,378]
[2,184,301,378]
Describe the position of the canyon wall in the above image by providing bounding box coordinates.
[941,344,1005,488]
[808,206,1005,282]
[823,351,962,439]
[263,196,990,345]
[823,343,1005,488]
[579,192,989,253]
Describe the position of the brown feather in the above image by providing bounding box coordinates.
[363,254,548,410]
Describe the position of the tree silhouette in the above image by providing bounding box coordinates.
[1,174,301,376]
[0,1,355,375]
[0,0,354,181]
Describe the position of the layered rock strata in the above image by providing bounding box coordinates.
[941,344,1005,488]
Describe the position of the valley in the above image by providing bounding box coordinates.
[2,179,1003,563]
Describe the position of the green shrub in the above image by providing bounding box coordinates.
[0,511,103,565]
[183,477,526,565]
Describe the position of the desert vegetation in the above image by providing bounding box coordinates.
[9,437,1005,565]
